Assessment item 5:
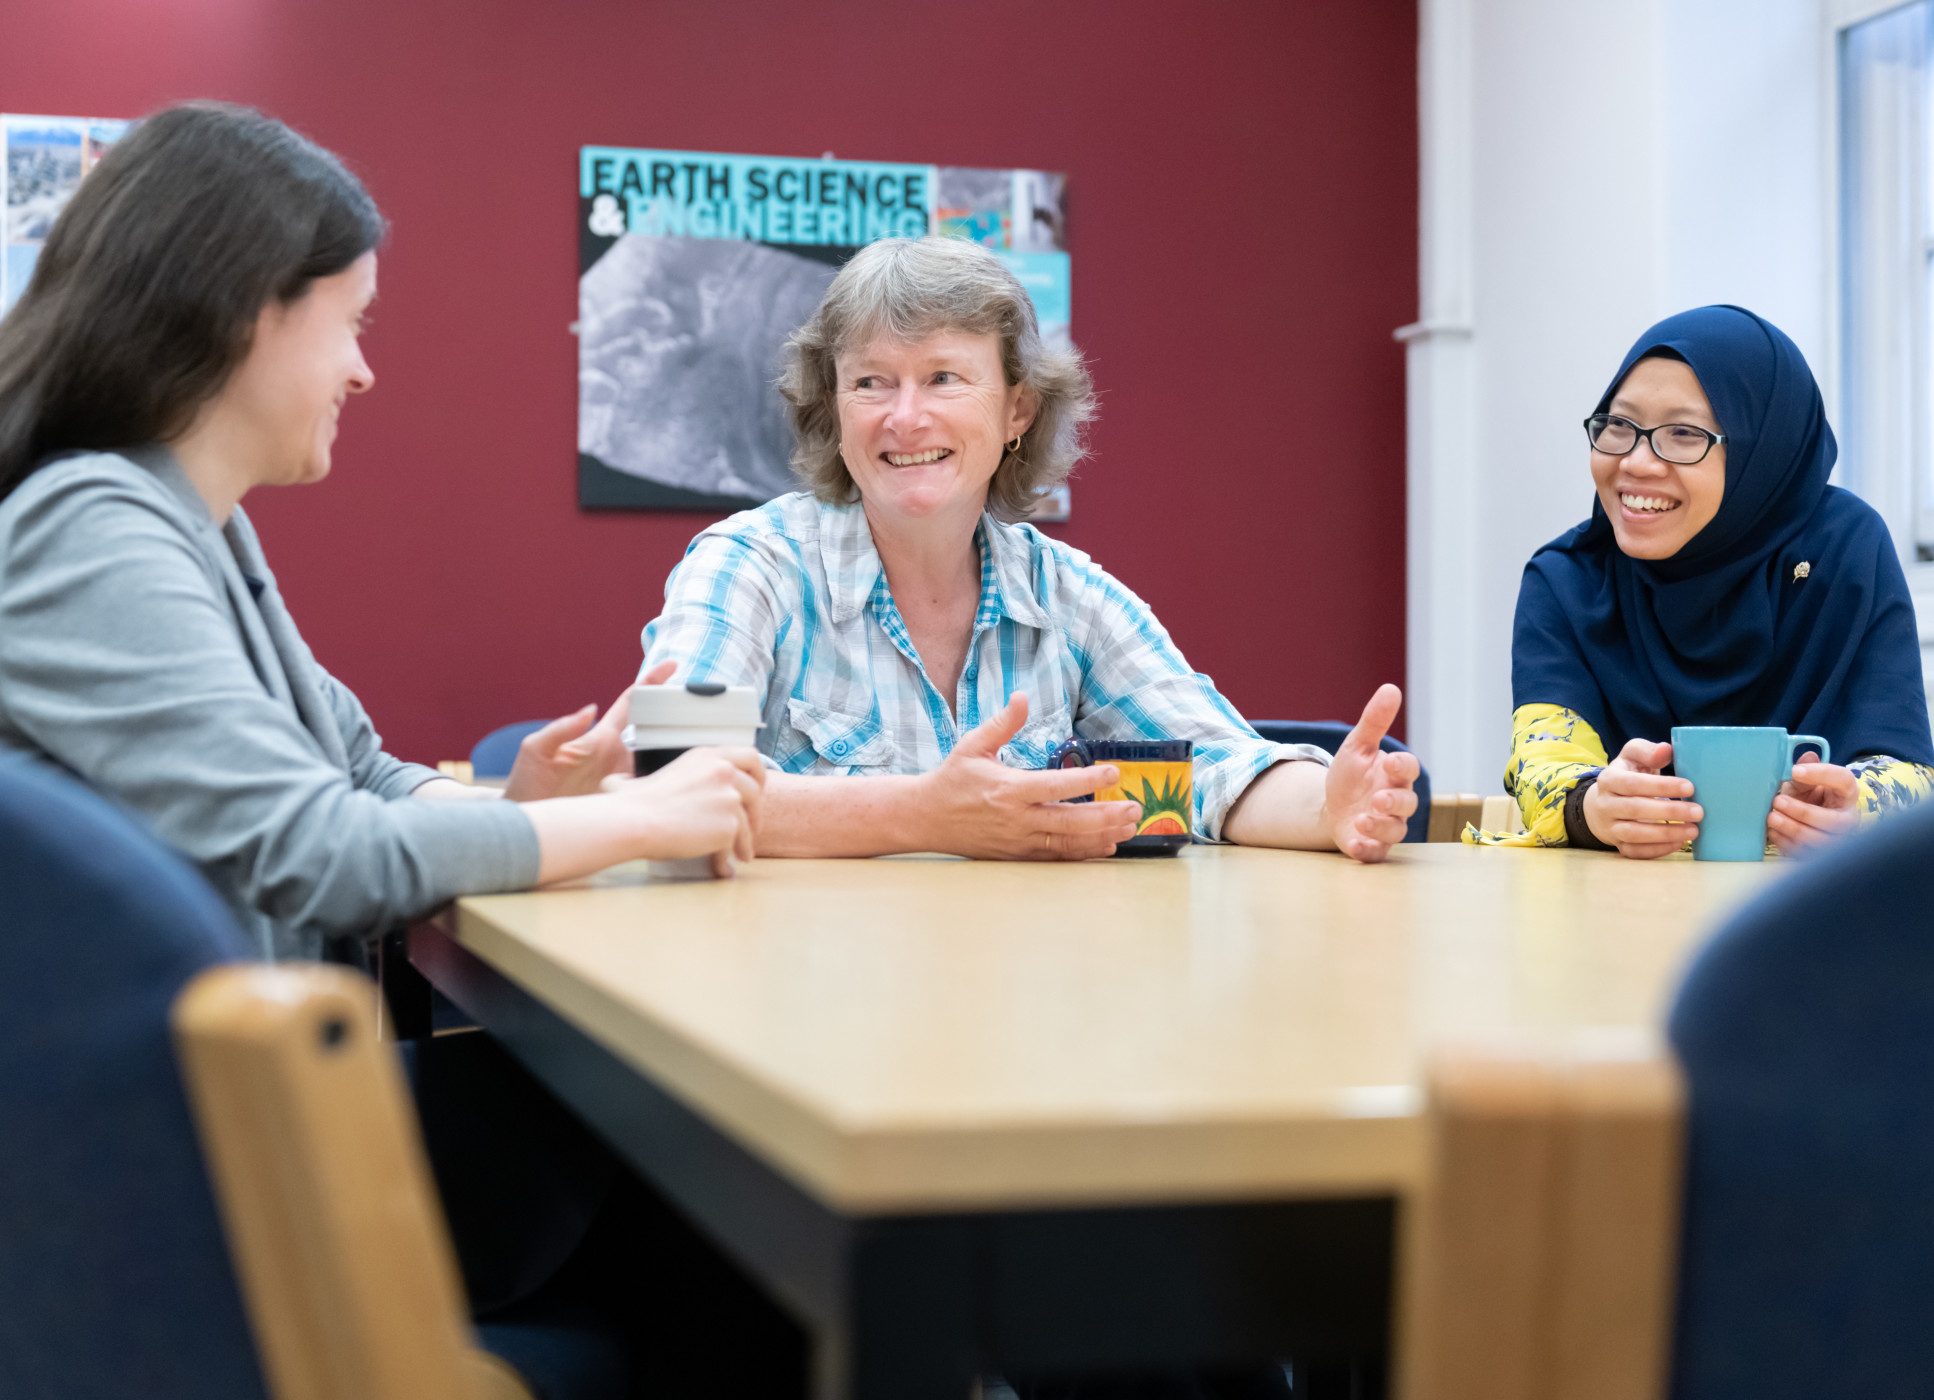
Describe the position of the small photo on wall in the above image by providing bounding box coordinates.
[2,113,132,315]
[4,116,84,244]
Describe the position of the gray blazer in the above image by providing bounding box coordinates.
[0,449,539,960]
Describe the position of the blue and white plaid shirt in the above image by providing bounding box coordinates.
[639,492,1326,839]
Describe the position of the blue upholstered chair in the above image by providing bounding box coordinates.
[1249,720,1433,844]
[0,758,623,1400]
[0,757,270,1399]
[470,720,549,780]
[1667,802,1934,1397]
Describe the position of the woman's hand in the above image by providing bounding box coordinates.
[504,683,644,802]
[1768,760,1859,855]
[1319,683,1421,863]
[525,742,765,885]
[914,694,1142,860]
[1581,738,1700,859]
[604,746,766,877]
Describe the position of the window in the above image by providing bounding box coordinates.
[1841,1,1934,557]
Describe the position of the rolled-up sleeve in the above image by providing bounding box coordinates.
[0,474,538,957]
[1061,558,1327,841]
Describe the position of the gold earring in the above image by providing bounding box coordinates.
[1007,435,1023,455]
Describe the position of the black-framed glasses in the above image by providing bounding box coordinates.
[1584,413,1726,465]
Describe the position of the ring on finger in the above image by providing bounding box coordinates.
[1044,832,1052,854]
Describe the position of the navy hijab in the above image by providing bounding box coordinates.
[1513,305,1934,766]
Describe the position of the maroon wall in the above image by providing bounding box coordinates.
[3,0,1416,762]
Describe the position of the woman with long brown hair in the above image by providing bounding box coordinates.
[0,103,763,960]
[0,103,796,1394]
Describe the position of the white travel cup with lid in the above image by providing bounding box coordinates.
[623,682,763,879]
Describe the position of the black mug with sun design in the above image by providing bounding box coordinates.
[1048,737,1194,857]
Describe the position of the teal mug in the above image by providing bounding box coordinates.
[1669,727,1830,862]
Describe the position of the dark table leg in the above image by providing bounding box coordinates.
[412,925,1393,1400]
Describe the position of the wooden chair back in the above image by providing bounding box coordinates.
[1397,1040,1683,1400]
[1426,793,1525,840]
[1478,794,1527,836]
[1426,793,1481,841]
[172,963,531,1400]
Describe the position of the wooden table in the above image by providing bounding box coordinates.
[414,843,1785,1400]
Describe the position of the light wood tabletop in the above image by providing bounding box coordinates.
[448,843,1785,1215]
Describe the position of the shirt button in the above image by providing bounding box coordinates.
[829,739,849,758]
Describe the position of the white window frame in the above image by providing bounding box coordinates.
[1831,0,1934,665]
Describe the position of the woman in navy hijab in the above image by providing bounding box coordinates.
[1497,305,1934,858]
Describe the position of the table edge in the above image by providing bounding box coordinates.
[444,900,1427,1212]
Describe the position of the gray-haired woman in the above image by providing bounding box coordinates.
[642,236,1417,861]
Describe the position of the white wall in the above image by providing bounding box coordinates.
[1663,0,1830,361]
[1407,0,1830,792]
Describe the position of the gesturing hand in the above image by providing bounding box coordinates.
[1320,683,1421,863]
[503,686,638,802]
[606,746,766,877]
[916,693,1143,860]
[1768,760,1859,856]
[1581,738,1699,860]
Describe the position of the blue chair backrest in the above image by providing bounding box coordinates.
[0,759,269,1400]
[1667,802,1934,1398]
[1249,720,1432,844]
[470,720,548,780]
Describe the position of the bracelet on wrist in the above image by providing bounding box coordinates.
[1564,771,1616,851]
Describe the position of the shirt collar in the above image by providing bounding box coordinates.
[979,514,1053,630]
[817,498,1052,631]
[125,444,215,528]
[818,500,886,625]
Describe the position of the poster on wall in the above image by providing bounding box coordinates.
[577,147,1072,519]
[2,114,131,314]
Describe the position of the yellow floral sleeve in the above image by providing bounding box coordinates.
[1848,756,1934,824]
[1462,704,1608,847]
[1459,719,1933,847]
